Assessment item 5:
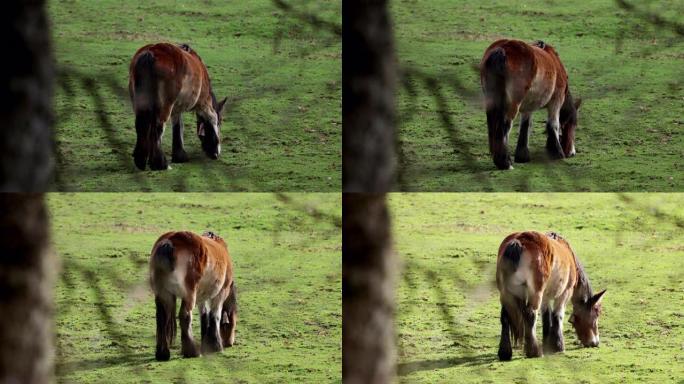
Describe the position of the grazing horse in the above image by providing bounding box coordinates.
[496,231,606,360]
[480,39,582,170]
[149,230,238,361]
[129,43,228,170]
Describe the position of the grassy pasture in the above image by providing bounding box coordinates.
[391,0,683,191]
[49,0,340,191]
[49,193,341,383]
[389,193,684,383]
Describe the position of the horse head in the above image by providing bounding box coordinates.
[560,94,582,157]
[570,288,606,347]
[197,96,228,159]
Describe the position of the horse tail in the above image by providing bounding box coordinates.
[132,50,159,170]
[502,239,523,267]
[500,239,525,345]
[482,47,511,170]
[152,240,175,273]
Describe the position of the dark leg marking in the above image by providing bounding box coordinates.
[547,313,565,353]
[201,311,223,354]
[498,306,513,361]
[171,116,189,163]
[545,121,565,160]
[148,122,168,170]
[515,115,531,163]
[154,295,174,361]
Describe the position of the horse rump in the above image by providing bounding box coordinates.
[481,47,512,170]
[131,50,165,170]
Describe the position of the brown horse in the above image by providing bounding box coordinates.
[149,230,237,361]
[496,231,605,360]
[129,43,228,170]
[480,39,582,170]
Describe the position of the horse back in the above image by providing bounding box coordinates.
[501,231,576,290]
[129,43,210,114]
[481,39,569,113]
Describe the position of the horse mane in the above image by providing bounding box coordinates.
[202,230,225,244]
[547,232,593,303]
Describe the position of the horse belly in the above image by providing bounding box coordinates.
[194,268,226,305]
[518,71,555,113]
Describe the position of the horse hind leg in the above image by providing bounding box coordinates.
[154,293,175,361]
[133,111,152,170]
[498,305,513,361]
[514,113,531,163]
[523,292,543,358]
[148,119,169,171]
[171,114,189,163]
[179,298,200,358]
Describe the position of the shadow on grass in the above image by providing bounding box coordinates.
[397,353,493,376]
[55,352,153,375]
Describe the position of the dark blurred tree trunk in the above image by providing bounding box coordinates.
[1,1,54,191]
[0,1,55,383]
[343,194,395,384]
[342,0,396,192]
[0,195,54,384]
[343,1,397,383]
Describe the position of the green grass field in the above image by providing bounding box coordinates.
[48,193,341,383]
[389,193,684,383]
[391,0,683,191]
[49,0,340,192]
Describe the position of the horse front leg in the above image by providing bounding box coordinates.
[545,104,565,160]
[514,113,531,163]
[546,293,570,353]
[202,295,225,354]
[179,297,200,358]
[171,113,189,163]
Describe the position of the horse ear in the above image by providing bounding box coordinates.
[218,97,228,116]
[590,289,606,306]
[574,97,582,111]
[569,314,576,325]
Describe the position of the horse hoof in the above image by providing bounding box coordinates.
[525,344,542,358]
[172,151,189,163]
[181,343,200,358]
[498,347,512,361]
[155,349,170,361]
[515,151,530,163]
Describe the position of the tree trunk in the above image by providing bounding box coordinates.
[0,1,55,383]
[0,194,54,384]
[343,194,396,384]
[0,1,54,191]
[342,0,397,192]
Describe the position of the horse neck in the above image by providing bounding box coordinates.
[572,254,593,305]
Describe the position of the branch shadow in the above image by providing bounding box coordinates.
[397,353,494,376]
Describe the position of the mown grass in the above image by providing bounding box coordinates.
[49,0,340,191]
[389,193,684,383]
[391,0,683,191]
[48,193,341,383]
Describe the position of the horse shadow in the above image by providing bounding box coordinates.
[397,353,494,377]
